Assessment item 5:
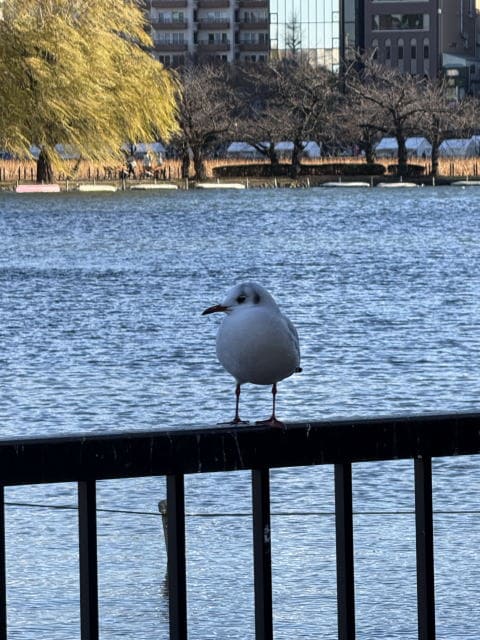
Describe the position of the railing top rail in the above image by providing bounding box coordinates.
[0,411,479,486]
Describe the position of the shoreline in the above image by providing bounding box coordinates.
[1,175,479,192]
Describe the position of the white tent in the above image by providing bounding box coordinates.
[468,135,480,155]
[302,141,322,158]
[227,140,321,159]
[121,142,166,159]
[274,141,321,158]
[439,138,476,158]
[29,144,80,159]
[375,137,432,159]
[226,142,264,159]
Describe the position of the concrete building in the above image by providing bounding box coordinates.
[364,0,479,96]
[145,0,270,66]
[145,0,352,70]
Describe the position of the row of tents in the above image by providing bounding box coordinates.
[226,138,480,160]
[5,137,480,163]
[374,136,480,159]
[226,141,322,159]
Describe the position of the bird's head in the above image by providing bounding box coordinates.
[202,282,278,316]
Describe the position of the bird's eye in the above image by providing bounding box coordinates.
[236,295,246,304]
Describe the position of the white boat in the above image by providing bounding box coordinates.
[322,181,370,188]
[377,182,417,188]
[130,183,178,190]
[451,180,480,187]
[77,184,117,192]
[16,184,61,193]
[195,182,246,189]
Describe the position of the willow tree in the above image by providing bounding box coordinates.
[0,0,178,182]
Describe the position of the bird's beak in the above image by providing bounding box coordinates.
[202,304,228,316]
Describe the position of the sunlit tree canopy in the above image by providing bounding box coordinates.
[0,0,178,181]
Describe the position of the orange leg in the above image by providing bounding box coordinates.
[255,383,284,427]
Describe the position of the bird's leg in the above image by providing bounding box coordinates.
[231,383,248,425]
[255,383,285,427]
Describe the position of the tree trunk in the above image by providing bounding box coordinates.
[265,144,279,175]
[397,134,408,177]
[290,140,303,178]
[181,145,190,179]
[36,147,54,183]
[364,139,375,164]
[430,136,440,178]
[192,147,206,181]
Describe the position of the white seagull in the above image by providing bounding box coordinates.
[202,282,301,426]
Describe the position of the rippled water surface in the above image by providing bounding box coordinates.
[0,186,479,639]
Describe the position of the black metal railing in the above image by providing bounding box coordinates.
[0,411,479,640]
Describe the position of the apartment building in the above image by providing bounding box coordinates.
[363,0,479,95]
[146,0,269,66]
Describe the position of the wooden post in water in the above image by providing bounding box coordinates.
[158,499,168,551]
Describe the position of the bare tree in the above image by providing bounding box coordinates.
[336,93,382,163]
[233,62,290,170]
[173,65,235,180]
[417,79,478,176]
[236,59,337,176]
[345,57,426,176]
[285,13,302,59]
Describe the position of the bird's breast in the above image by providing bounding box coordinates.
[216,308,300,385]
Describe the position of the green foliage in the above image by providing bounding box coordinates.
[0,0,178,179]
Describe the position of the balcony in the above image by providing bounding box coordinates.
[239,41,268,51]
[150,0,187,7]
[151,19,188,29]
[154,42,189,51]
[237,0,267,7]
[196,0,230,8]
[197,18,230,29]
[196,41,230,51]
[238,18,268,29]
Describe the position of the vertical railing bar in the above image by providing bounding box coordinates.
[414,457,436,640]
[166,474,187,640]
[335,463,356,640]
[252,468,273,640]
[0,486,7,640]
[78,480,99,640]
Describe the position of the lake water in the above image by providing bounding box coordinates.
[0,186,479,639]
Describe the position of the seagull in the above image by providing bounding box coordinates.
[202,282,301,427]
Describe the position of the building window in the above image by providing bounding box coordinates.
[385,38,391,61]
[423,39,429,59]
[398,41,404,60]
[372,14,430,31]
[411,42,416,59]
[172,11,184,23]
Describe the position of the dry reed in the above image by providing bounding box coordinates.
[1,156,480,183]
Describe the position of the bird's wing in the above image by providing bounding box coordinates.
[284,315,301,364]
